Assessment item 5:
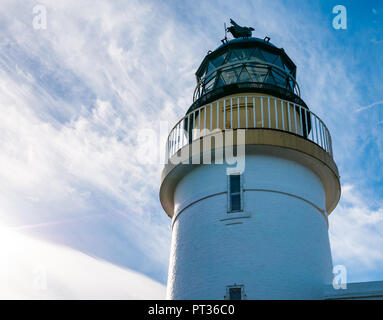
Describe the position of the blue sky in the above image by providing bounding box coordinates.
[0,0,382,298]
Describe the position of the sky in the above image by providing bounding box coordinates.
[0,0,382,298]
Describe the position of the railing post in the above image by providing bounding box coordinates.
[299,105,303,136]
[182,118,185,149]
[275,99,278,129]
[245,96,248,128]
[261,97,264,128]
[253,96,256,128]
[204,106,206,134]
[217,101,219,130]
[315,117,319,145]
[224,99,226,130]
[268,97,271,128]
[230,98,233,129]
[287,102,291,132]
[237,97,240,129]
[210,103,213,132]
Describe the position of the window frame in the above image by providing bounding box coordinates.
[227,173,243,213]
[226,285,246,300]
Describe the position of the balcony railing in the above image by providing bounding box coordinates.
[166,95,333,160]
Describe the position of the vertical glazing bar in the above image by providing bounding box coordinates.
[275,99,278,129]
[175,123,178,153]
[253,97,256,128]
[181,119,185,149]
[210,103,213,132]
[281,100,285,130]
[294,104,298,134]
[245,96,248,128]
[217,102,219,130]
[261,97,264,128]
[304,109,309,139]
[267,97,271,128]
[223,99,226,130]
[198,109,201,138]
[193,111,196,140]
[287,102,291,132]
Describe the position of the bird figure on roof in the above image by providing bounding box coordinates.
[226,19,254,38]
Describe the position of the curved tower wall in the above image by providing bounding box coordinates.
[160,35,340,300]
[167,151,333,300]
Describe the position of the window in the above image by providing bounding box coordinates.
[226,285,245,300]
[228,174,243,213]
[229,287,242,300]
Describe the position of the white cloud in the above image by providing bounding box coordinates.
[0,226,166,299]
[0,0,382,294]
[329,185,383,278]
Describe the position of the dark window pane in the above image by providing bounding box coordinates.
[230,175,240,193]
[238,67,251,82]
[229,288,242,300]
[221,67,241,84]
[230,194,241,212]
[226,49,241,63]
[215,73,226,88]
[211,53,227,67]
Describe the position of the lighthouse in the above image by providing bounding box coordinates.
[159,21,341,300]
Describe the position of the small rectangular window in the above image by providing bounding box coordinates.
[230,175,240,193]
[229,287,242,300]
[228,174,243,213]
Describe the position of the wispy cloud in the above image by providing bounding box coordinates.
[0,0,382,294]
[355,101,383,113]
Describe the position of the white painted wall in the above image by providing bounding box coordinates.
[167,153,333,299]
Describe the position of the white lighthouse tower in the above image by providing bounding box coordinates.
[160,21,341,300]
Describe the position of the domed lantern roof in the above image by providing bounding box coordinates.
[188,32,307,115]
